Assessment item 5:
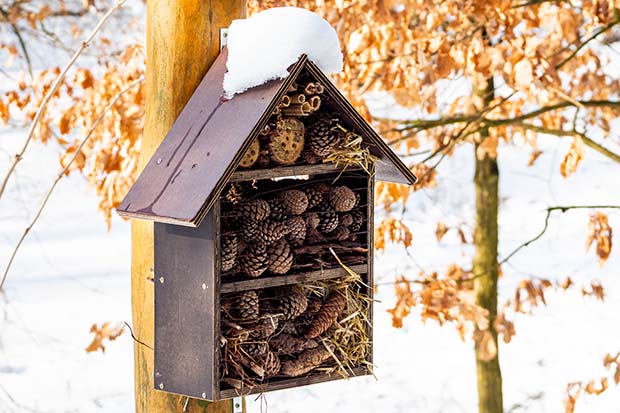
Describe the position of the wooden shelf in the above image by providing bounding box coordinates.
[220,264,367,294]
[219,366,371,399]
[229,163,362,182]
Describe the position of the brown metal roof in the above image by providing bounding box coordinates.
[118,50,416,227]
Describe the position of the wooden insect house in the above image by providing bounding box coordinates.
[117,49,417,400]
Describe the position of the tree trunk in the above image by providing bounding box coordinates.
[132,1,245,412]
[472,74,504,413]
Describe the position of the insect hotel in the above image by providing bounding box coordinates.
[117,49,416,400]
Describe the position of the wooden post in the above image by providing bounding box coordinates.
[132,1,246,412]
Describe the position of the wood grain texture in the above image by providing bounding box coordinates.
[229,163,361,182]
[132,1,245,412]
[154,218,217,400]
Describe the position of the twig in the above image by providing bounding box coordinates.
[0,77,143,290]
[123,321,154,351]
[555,14,620,70]
[513,123,620,163]
[0,0,128,202]
[499,205,620,265]
[0,7,33,78]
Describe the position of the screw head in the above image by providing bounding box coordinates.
[202,392,207,398]
[202,283,207,290]
[159,277,164,284]
[156,158,162,164]
[159,383,164,389]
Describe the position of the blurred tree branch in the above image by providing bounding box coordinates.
[0,76,144,290]
[0,0,127,202]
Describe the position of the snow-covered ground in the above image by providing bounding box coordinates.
[1,117,619,412]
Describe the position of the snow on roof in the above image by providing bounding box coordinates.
[223,7,343,98]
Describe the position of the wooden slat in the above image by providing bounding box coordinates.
[220,264,367,294]
[154,214,217,400]
[219,366,371,399]
[230,163,360,182]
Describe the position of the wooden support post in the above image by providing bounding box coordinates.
[132,1,246,412]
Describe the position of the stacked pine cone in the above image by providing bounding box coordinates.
[222,181,365,276]
[302,183,364,242]
[221,286,348,382]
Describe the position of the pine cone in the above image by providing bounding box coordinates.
[256,220,288,244]
[304,212,320,230]
[317,210,338,233]
[285,216,306,246]
[339,213,354,227]
[307,115,342,157]
[332,225,350,241]
[238,199,270,221]
[280,345,334,377]
[242,341,268,358]
[257,315,280,339]
[239,219,259,242]
[262,351,282,377]
[305,293,347,339]
[280,321,298,335]
[267,198,289,222]
[350,210,364,232]
[238,244,268,277]
[329,186,357,212]
[238,290,259,321]
[221,235,238,272]
[267,240,293,274]
[279,190,308,215]
[269,333,318,355]
[279,291,308,320]
[305,183,328,209]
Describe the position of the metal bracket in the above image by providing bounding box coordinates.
[232,397,243,413]
[220,28,229,51]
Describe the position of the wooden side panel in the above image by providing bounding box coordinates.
[154,212,217,400]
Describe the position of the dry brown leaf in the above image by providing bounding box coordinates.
[387,277,415,328]
[585,213,612,265]
[435,222,449,242]
[474,329,498,361]
[85,322,124,353]
[560,136,585,178]
[527,150,543,166]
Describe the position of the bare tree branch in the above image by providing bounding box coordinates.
[499,205,620,266]
[0,77,143,291]
[555,13,620,70]
[0,7,33,78]
[513,122,620,163]
[0,0,127,202]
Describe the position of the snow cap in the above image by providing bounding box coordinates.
[223,7,343,98]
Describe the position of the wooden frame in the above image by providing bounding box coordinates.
[154,169,375,401]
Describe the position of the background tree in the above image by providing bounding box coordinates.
[246,1,620,412]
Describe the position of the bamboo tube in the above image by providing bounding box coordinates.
[282,102,313,116]
[308,95,321,111]
[280,94,291,108]
[290,93,306,104]
[303,82,317,95]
